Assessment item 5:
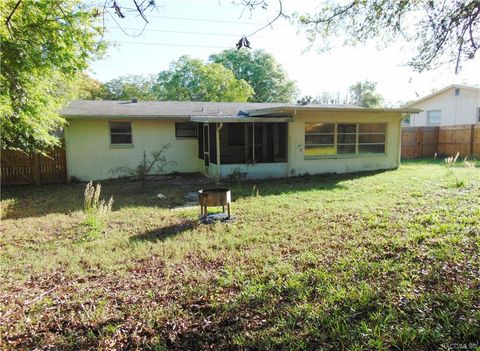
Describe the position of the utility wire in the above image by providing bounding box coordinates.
[104,26,295,39]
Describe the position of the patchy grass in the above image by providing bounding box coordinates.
[0,160,479,350]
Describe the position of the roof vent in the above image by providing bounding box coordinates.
[131,97,138,103]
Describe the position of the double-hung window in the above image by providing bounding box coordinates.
[305,123,386,158]
[427,110,441,125]
[110,122,132,145]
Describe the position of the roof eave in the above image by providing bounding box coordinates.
[247,107,420,116]
[62,114,191,120]
[190,115,294,123]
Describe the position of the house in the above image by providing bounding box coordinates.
[61,100,418,181]
[404,84,480,127]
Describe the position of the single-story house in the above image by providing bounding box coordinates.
[61,100,419,181]
[404,84,480,126]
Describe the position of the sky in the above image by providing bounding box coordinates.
[89,0,480,106]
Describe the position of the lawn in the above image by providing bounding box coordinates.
[1,160,479,350]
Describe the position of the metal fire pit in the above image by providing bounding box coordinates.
[198,188,231,219]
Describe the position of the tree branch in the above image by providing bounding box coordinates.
[4,0,22,28]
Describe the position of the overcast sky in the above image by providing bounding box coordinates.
[89,0,480,105]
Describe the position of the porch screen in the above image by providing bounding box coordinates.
[220,123,287,164]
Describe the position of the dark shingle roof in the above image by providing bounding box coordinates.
[61,100,360,118]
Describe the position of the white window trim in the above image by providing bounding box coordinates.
[109,121,133,147]
[427,110,441,126]
[304,122,387,159]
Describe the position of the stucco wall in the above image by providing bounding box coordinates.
[65,119,198,181]
[219,163,288,180]
[410,88,480,126]
[286,111,402,176]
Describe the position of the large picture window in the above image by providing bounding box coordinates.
[305,123,386,158]
[175,122,197,138]
[110,122,132,145]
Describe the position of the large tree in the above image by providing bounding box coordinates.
[155,55,254,102]
[209,49,297,103]
[348,80,384,108]
[296,0,480,73]
[1,0,105,152]
[102,74,157,101]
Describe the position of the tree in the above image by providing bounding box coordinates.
[209,49,297,102]
[297,0,480,73]
[102,74,157,101]
[72,73,108,100]
[154,55,254,102]
[348,81,384,108]
[297,92,348,105]
[1,0,105,152]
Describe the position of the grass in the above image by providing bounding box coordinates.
[0,160,479,350]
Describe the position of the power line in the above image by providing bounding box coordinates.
[113,41,232,49]
[105,14,288,26]
[104,26,296,39]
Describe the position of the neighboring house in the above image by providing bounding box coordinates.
[404,84,480,127]
[61,100,418,181]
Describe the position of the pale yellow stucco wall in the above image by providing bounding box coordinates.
[65,118,198,181]
[287,111,402,176]
[65,111,402,181]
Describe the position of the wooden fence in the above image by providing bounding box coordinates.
[1,147,67,186]
[402,124,480,159]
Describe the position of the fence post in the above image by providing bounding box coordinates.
[470,125,475,157]
[32,153,41,185]
[416,128,423,158]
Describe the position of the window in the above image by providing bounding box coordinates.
[304,123,386,158]
[110,122,132,145]
[455,88,460,96]
[427,110,441,125]
[175,122,197,138]
[477,107,480,123]
[304,123,335,156]
[358,123,386,154]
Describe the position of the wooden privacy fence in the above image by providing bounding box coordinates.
[1,147,67,186]
[402,124,480,159]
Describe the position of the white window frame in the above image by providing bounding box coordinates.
[427,110,441,126]
[304,122,387,159]
[109,121,133,146]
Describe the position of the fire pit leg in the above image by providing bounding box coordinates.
[227,203,231,219]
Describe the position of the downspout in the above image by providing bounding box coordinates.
[216,123,223,183]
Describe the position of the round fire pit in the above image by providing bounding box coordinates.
[198,188,231,218]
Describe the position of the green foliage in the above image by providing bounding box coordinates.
[297,0,479,73]
[0,0,105,152]
[348,80,384,108]
[102,74,157,101]
[209,49,298,103]
[155,55,254,102]
[71,73,108,100]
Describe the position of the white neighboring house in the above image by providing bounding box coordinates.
[404,85,480,127]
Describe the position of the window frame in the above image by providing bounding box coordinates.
[427,110,441,125]
[109,121,133,147]
[304,122,387,159]
[175,122,198,138]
